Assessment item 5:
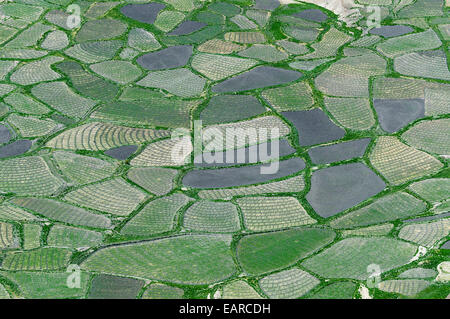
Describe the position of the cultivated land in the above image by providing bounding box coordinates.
[0,0,448,299]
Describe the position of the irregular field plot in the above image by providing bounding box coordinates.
[237,227,336,275]
[302,238,418,280]
[81,235,236,284]
[236,196,316,231]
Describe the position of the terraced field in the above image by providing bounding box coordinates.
[0,0,448,300]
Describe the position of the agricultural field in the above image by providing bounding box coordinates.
[0,0,448,301]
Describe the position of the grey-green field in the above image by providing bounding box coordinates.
[0,0,449,299]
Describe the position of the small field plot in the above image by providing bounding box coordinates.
[85,2,120,19]
[0,203,41,223]
[212,66,302,93]
[81,234,236,284]
[191,53,258,80]
[398,219,450,248]
[121,2,166,24]
[200,95,266,125]
[330,192,426,229]
[302,237,417,280]
[0,271,90,299]
[128,28,161,52]
[7,114,58,138]
[198,175,305,199]
[53,151,117,186]
[183,200,240,233]
[105,145,137,160]
[182,157,305,189]
[308,282,357,299]
[127,167,178,196]
[394,50,450,81]
[0,48,48,60]
[221,280,262,299]
[3,93,50,115]
[301,27,352,59]
[307,163,386,218]
[292,8,328,22]
[261,82,314,112]
[373,99,425,133]
[121,194,191,236]
[200,115,290,151]
[0,124,11,144]
[424,88,450,116]
[396,0,443,18]
[237,227,336,276]
[377,280,430,297]
[6,23,51,48]
[23,224,41,250]
[408,178,450,203]
[323,97,375,130]
[137,45,192,70]
[90,61,142,85]
[64,41,122,64]
[194,140,295,168]
[11,197,112,229]
[10,56,63,85]
[0,221,17,249]
[231,14,257,29]
[376,29,442,58]
[236,196,315,232]
[64,178,147,216]
[224,32,266,44]
[142,284,184,299]
[75,19,127,42]
[238,45,288,62]
[88,274,144,299]
[0,84,14,97]
[45,10,76,30]
[130,137,192,167]
[369,136,443,185]
[31,81,97,119]
[154,11,186,32]
[283,108,346,146]
[0,140,32,159]
[402,119,450,155]
[282,26,320,42]
[47,225,103,249]
[1,247,72,271]
[259,268,320,299]
[289,58,333,71]
[0,61,18,80]
[341,224,394,237]
[93,99,198,128]
[308,139,371,165]
[373,76,449,100]
[46,122,170,151]
[399,268,437,279]
[315,53,386,97]
[369,25,413,38]
[0,157,64,196]
[137,68,206,97]
[197,39,245,54]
